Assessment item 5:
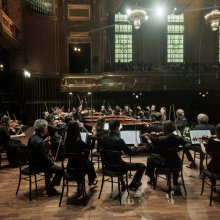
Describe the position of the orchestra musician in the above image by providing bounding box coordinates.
[0,115,27,167]
[122,105,134,117]
[145,120,186,186]
[64,120,98,195]
[175,109,188,135]
[99,119,146,191]
[28,119,62,196]
[184,113,215,170]
[100,105,107,115]
[106,105,114,115]
[73,106,84,123]
[148,105,157,121]
[114,105,122,115]
[146,112,163,133]
[160,107,167,122]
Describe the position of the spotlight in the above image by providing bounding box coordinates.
[74,47,77,51]
[69,92,73,95]
[88,92,92,95]
[23,69,31,78]
[126,8,131,15]
[78,48,81,52]
[136,95,139,99]
[156,6,165,17]
[0,63,4,71]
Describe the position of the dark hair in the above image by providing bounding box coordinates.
[163,120,176,134]
[65,120,81,147]
[109,119,120,131]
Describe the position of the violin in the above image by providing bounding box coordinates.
[142,131,166,139]
[193,135,217,142]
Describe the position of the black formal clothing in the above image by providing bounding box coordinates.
[146,133,185,184]
[205,139,220,172]
[65,139,96,184]
[194,124,215,135]
[0,125,26,167]
[147,122,163,133]
[184,123,216,167]
[176,116,188,134]
[28,133,62,190]
[100,132,146,185]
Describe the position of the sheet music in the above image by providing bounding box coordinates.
[120,130,141,145]
[189,130,211,144]
[80,132,87,142]
[104,123,109,130]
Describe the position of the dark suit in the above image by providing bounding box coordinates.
[176,116,188,134]
[0,125,26,167]
[28,133,62,189]
[146,133,185,184]
[100,132,146,185]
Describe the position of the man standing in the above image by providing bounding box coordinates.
[28,119,62,196]
[100,119,146,191]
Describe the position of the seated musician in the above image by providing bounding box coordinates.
[106,105,114,115]
[148,105,157,121]
[176,109,188,135]
[160,107,167,122]
[73,106,83,123]
[146,112,163,133]
[42,111,50,120]
[122,105,133,117]
[47,114,63,159]
[64,120,97,195]
[145,121,186,186]
[100,105,107,115]
[184,113,215,169]
[114,105,122,115]
[28,119,62,196]
[100,119,146,191]
[0,115,26,167]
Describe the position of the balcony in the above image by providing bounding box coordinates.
[0,9,20,49]
[61,71,220,92]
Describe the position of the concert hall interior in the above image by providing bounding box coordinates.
[1,0,220,219]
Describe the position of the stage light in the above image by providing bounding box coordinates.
[126,8,131,15]
[0,63,3,71]
[23,69,31,78]
[155,6,165,17]
[88,92,92,95]
[69,92,73,95]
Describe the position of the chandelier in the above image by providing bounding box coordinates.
[127,8,148,29]
[204,9,220,31]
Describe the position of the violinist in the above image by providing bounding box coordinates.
[176,109,188,135]
[65,120,98,195]
[0,115,26,167]
[73,106,83,123]
[204,124,220,175]
[148,105,157,121]
[114,105,122,115]
[122,105,134,117]
[184,113,215,170]
[100,105,107,115]
[28,119,62,196]
[145,120,186,186]
[160,107,167,123]
[106,105,114,115]
[146,112,163,133]
[47,114,63,159]
[42,111,50,121]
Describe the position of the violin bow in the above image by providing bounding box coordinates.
[172,104,178,134]
[44,102,49,112]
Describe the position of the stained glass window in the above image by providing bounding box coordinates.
[115,12,132,63]
[167,13,184,63]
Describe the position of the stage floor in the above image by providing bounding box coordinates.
[0,129,220,219]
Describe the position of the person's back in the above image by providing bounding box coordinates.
[194,113,215,134]
[100,119,145,191]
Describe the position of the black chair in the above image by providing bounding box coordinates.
[98,149,129,204]
[154,148,187,197]
[201,152,220,206]
[59,153,87,207]
[15,152,45,201]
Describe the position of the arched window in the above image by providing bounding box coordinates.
[115,12,132,63]
[167,13,184,63]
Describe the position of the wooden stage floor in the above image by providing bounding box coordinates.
[0,133,220,219]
